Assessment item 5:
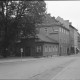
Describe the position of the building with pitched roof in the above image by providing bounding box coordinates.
[56,16,79,54]
[36,14,70,56]
[15,14,79,57]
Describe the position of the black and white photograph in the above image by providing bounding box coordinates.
[0,0,80,80]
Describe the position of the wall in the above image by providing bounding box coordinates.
[74,30,78,48]
[38,24,70,56]
[59,26,70,55]
[78,33,80,50]
[39,25,59,42]
[74,29,78,54]
[69,25,75,55]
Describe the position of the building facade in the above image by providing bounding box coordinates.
[69,24,78,54]
[36,14,70,56]
[69,24,75,54]
[56,16,79,55]
[74,28,78,54]
[56,16,70,55]
[59,25,70,55]
[14,14,79,57]
[34,33,59,57]
[78,33,80,51]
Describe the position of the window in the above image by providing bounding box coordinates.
[66,31,67,34]
[64,29,65,33]
[67,32,69,35]
[62,28,63,33]
[66,31,69,35]
[45,46,48,52]
[54,29,58,32]
[49,46,52,52]
[52,46,54,52]
[44,28,47,32]
[63,29,64,33]
[59,27,61,32]
[36,46,41,52]
[63,29,65,33]
[65,31,66,34]
[54,46,58,52]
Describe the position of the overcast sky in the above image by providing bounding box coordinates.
[45,1,80,32]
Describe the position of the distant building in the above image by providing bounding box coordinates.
[77,32,80,52]
[69,24,79,54]
[56,16,79,54]
[73,27,78,54]
[69,24,75,54]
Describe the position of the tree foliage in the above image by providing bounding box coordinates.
[0,0,46,57]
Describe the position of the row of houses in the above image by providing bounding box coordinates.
[15,14,80,57]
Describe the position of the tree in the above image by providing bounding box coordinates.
[0,0,46,57]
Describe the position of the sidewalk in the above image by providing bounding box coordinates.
[0,57,39,63]
[0,53,79,63]
[0,55,60,63]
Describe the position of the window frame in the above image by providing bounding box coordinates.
[36,46,41,52]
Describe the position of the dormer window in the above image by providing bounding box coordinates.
[54,30,58,32]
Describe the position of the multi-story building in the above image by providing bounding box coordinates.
[58,25,70,55]
[78,33,80,51]
[74,27,78,54]
[56,16,70,55]
[56,16,79,55]
[35,14,70,56]
[15,14,59,57]
[69,24,75,54]
[69,24,78,54]
[34,14,60,57]
[15,14,79,57]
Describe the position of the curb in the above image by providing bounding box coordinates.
[0,58,38,63]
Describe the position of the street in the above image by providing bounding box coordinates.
[0,54,80,80]
[52,55,80,80]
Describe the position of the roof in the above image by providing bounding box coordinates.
[69,24,78,31]
[36,14,62,27]
[56,16,70,30]
[36,22,62,27]
[36,33,58,43]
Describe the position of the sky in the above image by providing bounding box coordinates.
[45,1,80,32]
